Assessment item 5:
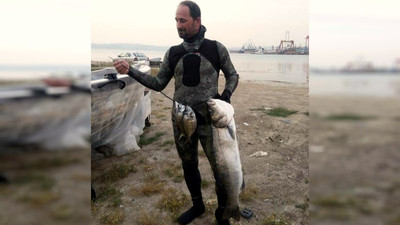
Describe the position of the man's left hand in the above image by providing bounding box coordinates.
[220,90,232,103]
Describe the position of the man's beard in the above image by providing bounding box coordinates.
[178,29,187,38]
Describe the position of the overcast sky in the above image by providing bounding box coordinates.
[0,0,90,67]
[92,0,309,48]
[1,0,399,69]
[310,0,400,68]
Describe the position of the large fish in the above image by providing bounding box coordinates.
[207,99,244,221]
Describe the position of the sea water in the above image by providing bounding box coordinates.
[311,72,400,97]
[91,48,309,83]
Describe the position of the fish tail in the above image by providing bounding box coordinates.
[222,206,241,221]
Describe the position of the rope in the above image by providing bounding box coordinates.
[160,91,174,102]
[111,57,175,103]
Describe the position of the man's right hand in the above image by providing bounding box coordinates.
[113,59,130,74]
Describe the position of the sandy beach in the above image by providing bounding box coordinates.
[309,95,400,225]
[91,76,309,225]
[0,148,91,225]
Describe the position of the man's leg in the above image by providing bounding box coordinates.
[172,121,205,224]
[178,160,205,224]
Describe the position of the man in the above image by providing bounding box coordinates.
[113,1,239,224]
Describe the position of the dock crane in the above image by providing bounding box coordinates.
[278,31,295,52]
[241,39,259,53]
[305,35,309,54]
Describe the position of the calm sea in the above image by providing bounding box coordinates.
[311,72,400,97]
[91,48,309,84]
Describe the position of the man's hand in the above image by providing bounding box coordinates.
[113,59,130,74]
[220,89,232,103]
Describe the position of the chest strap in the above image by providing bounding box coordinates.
[169,39,220,76]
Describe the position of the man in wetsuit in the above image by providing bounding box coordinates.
[113,1,239,224]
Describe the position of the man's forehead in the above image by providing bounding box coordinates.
[176,5,191,18]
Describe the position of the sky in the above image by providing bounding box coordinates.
[0,0,90,67]
[92,0,309,49]
[310,0,400,68]
[1,0,399,70]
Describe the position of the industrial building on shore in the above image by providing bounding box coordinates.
[230,32,309,55]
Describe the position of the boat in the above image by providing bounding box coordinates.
[91,64,152,157]
[254,47,264,54]
[0,78,91,151]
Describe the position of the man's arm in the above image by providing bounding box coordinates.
[217,42,239,103]
[113,50,173,92]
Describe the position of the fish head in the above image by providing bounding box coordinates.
[177,104,185,115]
[207,99,234,127]
[179,105,185,111]
[172,101,179,117]
[175,103,185,124]
[188,110,196,120]
[207,99,220,114]
[207,98,223,115]
[174,101,179,111]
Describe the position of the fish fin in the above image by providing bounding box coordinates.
[227,125,236,140]
[222,206,241,221]
[179,134,185,140]
[241,178,245,192]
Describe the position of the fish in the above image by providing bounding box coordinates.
[207,98,244,222]
[175,102,186,135]
[171,101,178,118]
[173,102,197,144]
[180,106,197,144]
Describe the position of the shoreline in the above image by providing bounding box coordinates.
[239,78,308,86]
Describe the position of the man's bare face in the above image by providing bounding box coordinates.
[175,5,200,39]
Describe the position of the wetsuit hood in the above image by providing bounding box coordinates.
[184,25,206,43]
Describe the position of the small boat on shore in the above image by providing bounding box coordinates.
[91,64,152,157]
[0,79,91,151]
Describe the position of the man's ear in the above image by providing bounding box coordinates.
[195,17,201,27]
